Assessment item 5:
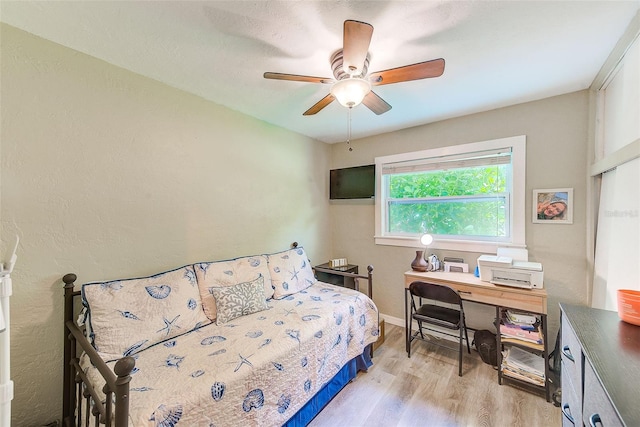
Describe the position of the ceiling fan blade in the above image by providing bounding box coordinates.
[264,72,333,84]
[303,94,335,116]
[343,20,373,76]
[370,58,445,86]
[362,91,392,115]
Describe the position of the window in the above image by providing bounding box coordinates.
[375,136,526,253]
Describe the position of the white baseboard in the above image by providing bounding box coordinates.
[380,313,404,327]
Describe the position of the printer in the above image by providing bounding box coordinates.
[477,248,543,289]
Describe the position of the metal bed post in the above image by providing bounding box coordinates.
[62,273,78,426]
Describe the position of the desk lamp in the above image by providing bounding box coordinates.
[411,233,433,272]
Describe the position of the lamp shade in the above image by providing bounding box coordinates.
[420,233,434,246]
[330,78,371,108]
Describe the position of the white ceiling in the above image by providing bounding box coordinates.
[1,1,639,143]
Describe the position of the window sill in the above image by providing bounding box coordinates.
[374,235,526,254]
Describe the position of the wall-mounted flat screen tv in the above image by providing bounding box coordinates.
[330,164,375,200]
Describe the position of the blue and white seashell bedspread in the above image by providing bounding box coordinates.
[81,282,379,426]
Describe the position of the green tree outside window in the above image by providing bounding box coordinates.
[386,165,508,237]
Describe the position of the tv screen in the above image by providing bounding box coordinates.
[330,164,375,200]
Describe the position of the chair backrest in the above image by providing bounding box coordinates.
[409,281,462,306]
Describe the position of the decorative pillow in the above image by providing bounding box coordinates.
[209,276,269,324]
[194,255,272,322]
[81,265,210,361]
[267,247,317,299]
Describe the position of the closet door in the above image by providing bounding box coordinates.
[592,34,640,310]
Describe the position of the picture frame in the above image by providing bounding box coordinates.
[533,188,573,224]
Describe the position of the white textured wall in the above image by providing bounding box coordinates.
[330,91,590,338]
[0,24,331,426]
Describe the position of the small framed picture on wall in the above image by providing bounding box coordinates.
[533,188,573,224]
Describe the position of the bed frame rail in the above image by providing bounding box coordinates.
[312,264,374,298]
[63,274,134,427]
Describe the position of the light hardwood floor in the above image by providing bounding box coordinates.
[309,324,560,427]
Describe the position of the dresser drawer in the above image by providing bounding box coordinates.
[583,362,623,427]
[561,316,583,396]
[561,359,582,426]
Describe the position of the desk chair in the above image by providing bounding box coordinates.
[407,281,471,376]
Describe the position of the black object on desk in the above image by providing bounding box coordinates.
[314,263,359,290]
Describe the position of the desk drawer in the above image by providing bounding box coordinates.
[455,283,546,313]
[561,317,582,395]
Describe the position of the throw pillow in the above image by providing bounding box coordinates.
[267,247,317,299]
[81,265,211,361]
[209,276,269,324]
[194,255,271,322]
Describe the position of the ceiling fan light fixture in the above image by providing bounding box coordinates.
[330,78,371,108]
[264,20,444,116]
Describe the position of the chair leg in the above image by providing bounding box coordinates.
[464,324,471,354]
[407,318,412,358]
[458,327,463,377]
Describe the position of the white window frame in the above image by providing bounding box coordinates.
[374,135,527,254]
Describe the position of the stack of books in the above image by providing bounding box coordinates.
[501,346,545,386]
[500,310,543,350]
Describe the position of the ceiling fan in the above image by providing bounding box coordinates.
[264,19,445,116]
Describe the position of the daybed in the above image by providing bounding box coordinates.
[62,244,378,427]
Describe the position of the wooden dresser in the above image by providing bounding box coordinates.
[560,303,640,426]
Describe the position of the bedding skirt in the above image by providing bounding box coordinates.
[284,346,372,426]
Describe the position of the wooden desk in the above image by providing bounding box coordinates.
[404,270,550,401]
[404,271,547,314]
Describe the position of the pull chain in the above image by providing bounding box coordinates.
[347,107,353,151]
